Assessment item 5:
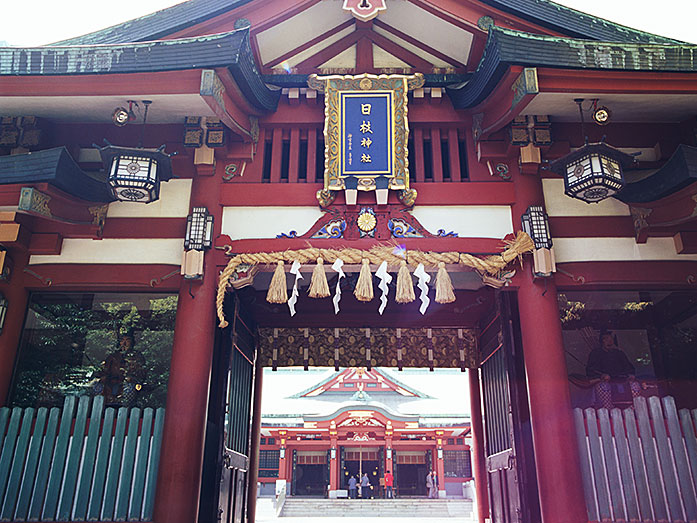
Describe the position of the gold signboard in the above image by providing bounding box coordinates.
[308,73,424,207]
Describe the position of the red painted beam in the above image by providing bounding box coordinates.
[0,70,203,97]
[219,181,515,206]
[28,233,63,255]
[373,19,466,69]
[554,261,697,288]
[19,263,181,291]
[675,232,697,254]
[537,68,697,95]
[365,31,431,70]
[549,216,635,238]
[265,19,355,69]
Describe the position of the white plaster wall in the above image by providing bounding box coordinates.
[542,178,630,217]
[553,237,697,263]
[409,206,513,238]
[106,179,192,218]
[29,238,183,265]
[222,206,325,240]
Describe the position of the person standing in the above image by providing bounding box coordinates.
[384,470,394,499]
[348,475,357,499]
[431,470,439,498]
[586,330,641,408]
[425,471,434,499]
[360,472,371,499]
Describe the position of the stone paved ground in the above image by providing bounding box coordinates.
[254,498,477,522]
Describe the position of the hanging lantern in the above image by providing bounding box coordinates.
[521,205,552,249]
[548,142,634,203]
[521,205,555,277]
[99,145,173,203]
[185,207,214,251]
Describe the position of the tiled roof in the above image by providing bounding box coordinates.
[52,0,253,46]
[0,29,280,111]
[52,0,680,47]
[448,26,697,109]
[480,0,681,45]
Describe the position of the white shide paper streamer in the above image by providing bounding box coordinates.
[287,260,303,316]
[375,261,392,315]
[413,263,431,315]
[331,258,345,314]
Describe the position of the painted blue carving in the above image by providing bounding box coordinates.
[388,218,423,238]
[311,219,346,239]
[276,230,298,238]
[436,229,459,238]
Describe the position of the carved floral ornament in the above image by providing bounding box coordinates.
[259,327,479,369]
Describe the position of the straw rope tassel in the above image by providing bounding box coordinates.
[395,260,415,303]
[216,231,535,327]
[308,257,330,298]
[435,262,456,304]
[266,261,288,304]
[354,258,374,302]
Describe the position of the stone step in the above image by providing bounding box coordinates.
[280,499,473,518]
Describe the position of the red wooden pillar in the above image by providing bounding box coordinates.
[513,167,587,523]
[329,437,338,491]
[468,369,490,522]
[0,250,29,404]
[153,171,220,523]
[435,446,445,498]
[247,358,264,522]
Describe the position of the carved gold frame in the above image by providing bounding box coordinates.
[308,73,424,200]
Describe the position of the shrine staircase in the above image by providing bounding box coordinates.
[279,498,474,518]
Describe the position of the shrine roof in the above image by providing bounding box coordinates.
[52,0,680,48]
[449,26,697,109]
[0,147,113,202]
[0,28,279,111]
[261,368,470,421]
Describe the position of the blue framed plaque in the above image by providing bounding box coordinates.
[308,73,424,207]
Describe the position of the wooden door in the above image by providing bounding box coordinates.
[479,291,540,523]
[198,295,256,523]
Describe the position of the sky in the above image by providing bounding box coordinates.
[0,0,696,46]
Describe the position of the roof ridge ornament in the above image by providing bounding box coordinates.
[342,0,386,22]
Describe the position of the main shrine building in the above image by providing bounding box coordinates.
[258,367,471,498]
[1,1,697,523]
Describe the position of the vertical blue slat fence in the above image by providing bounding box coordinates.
[575,395,697,523]
[0,396,164,522]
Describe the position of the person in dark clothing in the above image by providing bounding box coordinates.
[586,331,641,408]
[348,475,357,499]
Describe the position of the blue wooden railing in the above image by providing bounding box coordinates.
[0,395,164,522]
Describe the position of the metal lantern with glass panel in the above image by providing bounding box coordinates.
[99,145,174,203]
[185,207,214,250]
[521,205,556,277]
[549,142,634,203]
[182,207,214,279]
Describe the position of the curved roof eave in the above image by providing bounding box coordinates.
[481,0,683,45]
[0,29,279,112]
[50,0,254,47]
[0,147,114,202]
[304,402,419,423]
[448,26,697,110]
